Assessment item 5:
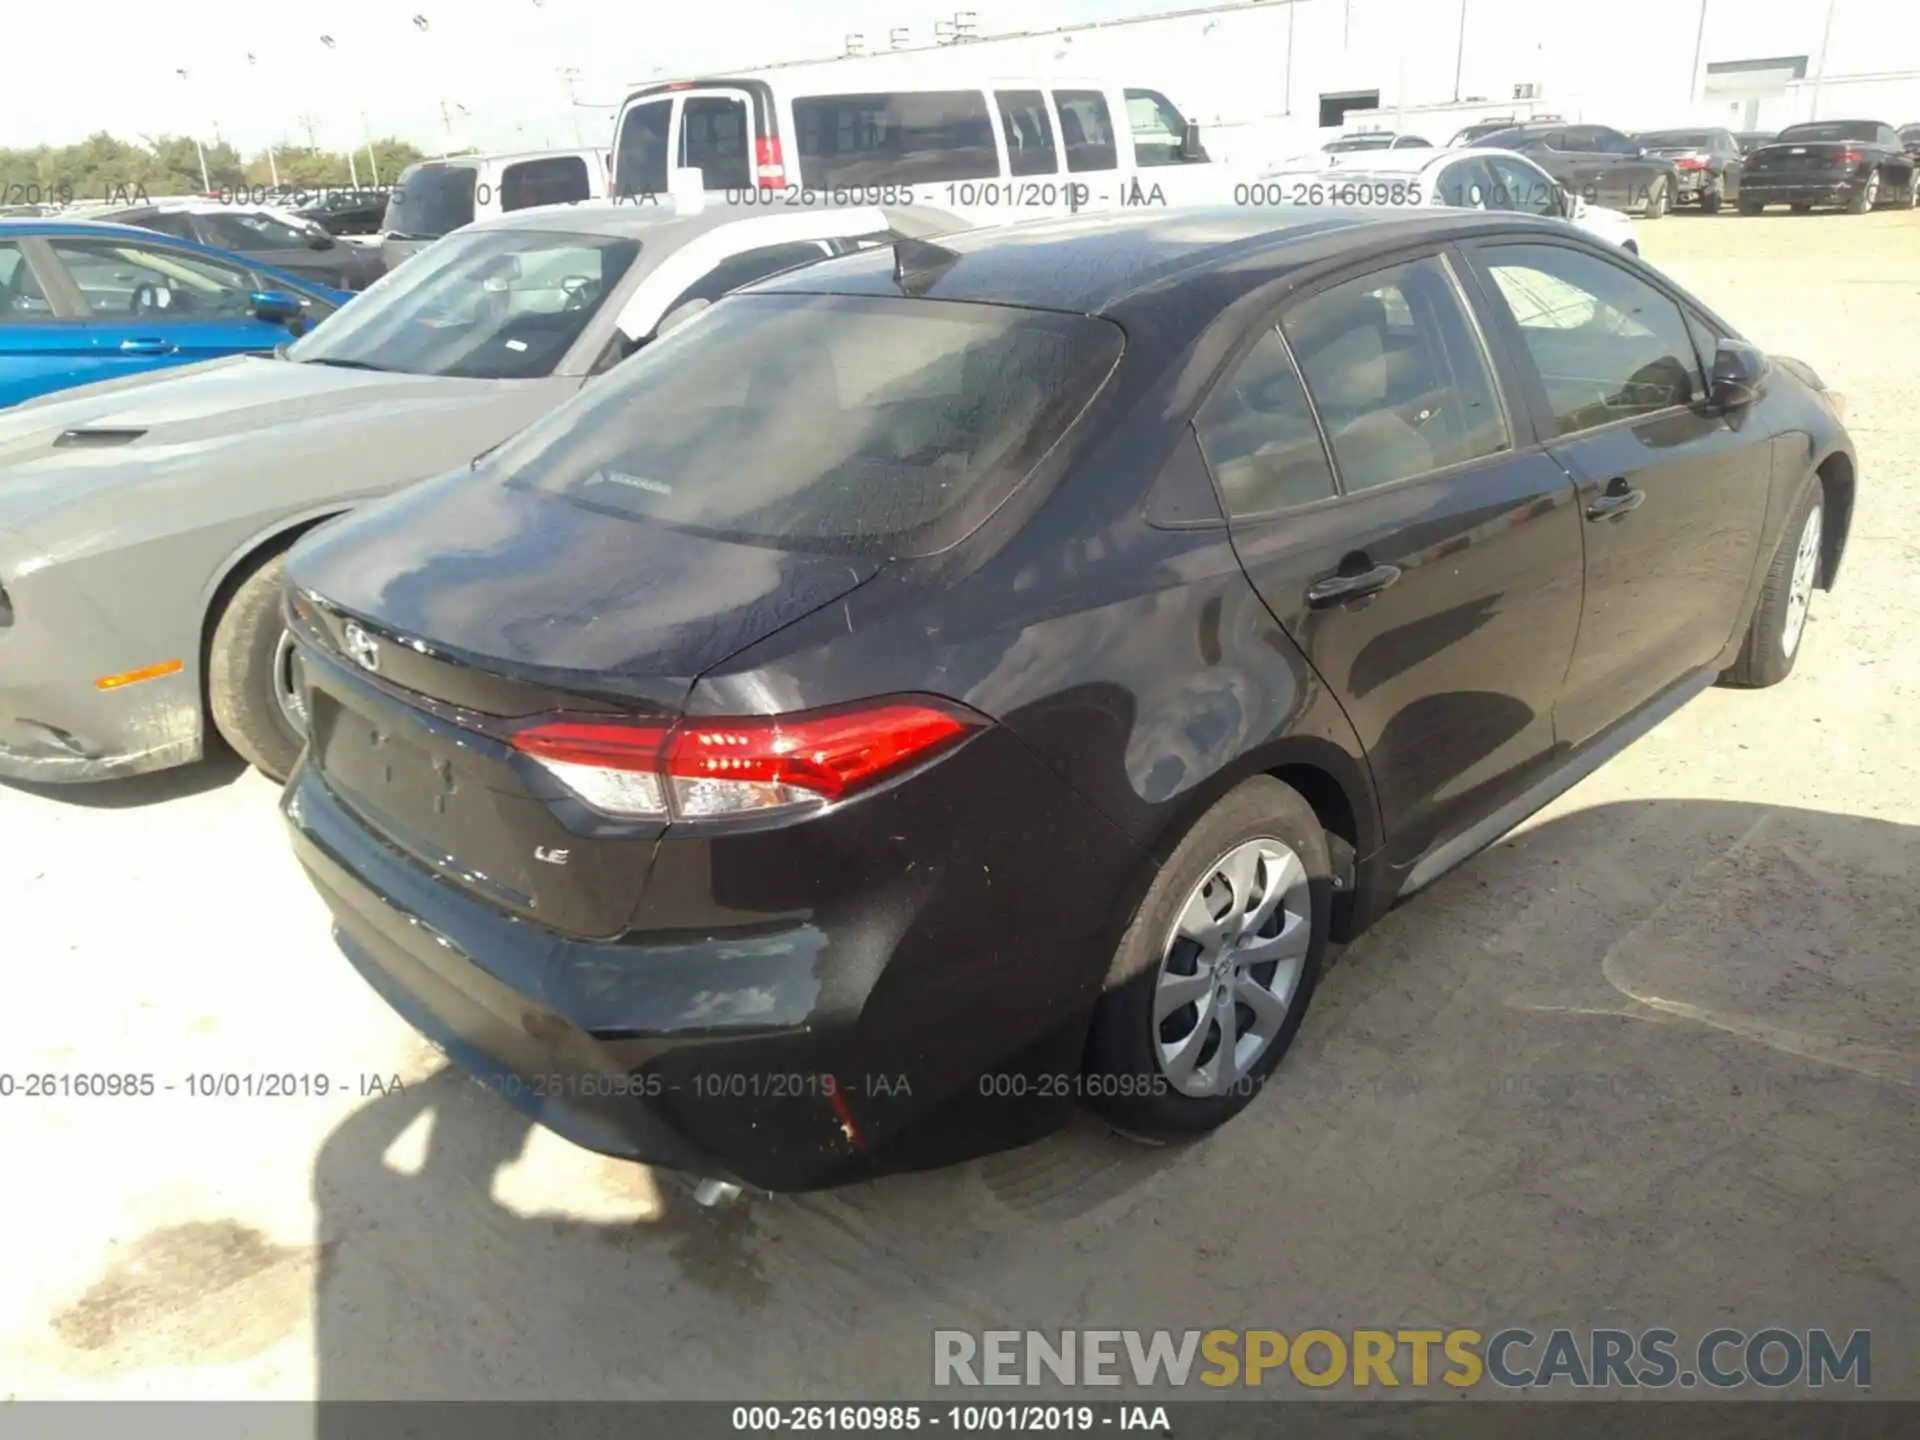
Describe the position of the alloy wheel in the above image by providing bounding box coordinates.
[1152,838,1312,1098]
[1781,503,1823,658]
[1862,174,1880,210]
[272,627,310,737]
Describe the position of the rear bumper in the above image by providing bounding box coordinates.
[1741,175,1865,205]
[283,724,1135,1191]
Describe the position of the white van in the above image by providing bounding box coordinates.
[609,66,1225,226]
[380,148,608,271]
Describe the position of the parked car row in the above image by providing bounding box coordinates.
[0,65,1864,1197]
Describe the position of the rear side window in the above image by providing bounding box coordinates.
[489,293,1124,558]
[1281,256,1508,492]
[1055,90,1118,172]
[996,90,1058,176]
[681,96,754,190]
[500,156,592,213]
[1195,328,1337,518]
[615,100,673,196]
[793,91,999,187]
[384,165,477,237]
[1125,89,1189,167]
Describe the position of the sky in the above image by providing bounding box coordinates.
[1,0,1183,156]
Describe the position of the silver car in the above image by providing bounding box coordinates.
[0,199,961,783]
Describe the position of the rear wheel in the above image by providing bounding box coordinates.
[1084,776,1330,1140]
[1790,201,1814,213]
[1722,485,1823,690]
[1701,179,1723,213]
[1643,177,1669,219]
[1738,195,1765,215]
[1848,171,1881,213]
[207,552,305,781]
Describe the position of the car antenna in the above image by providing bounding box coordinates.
[892,236,962,298]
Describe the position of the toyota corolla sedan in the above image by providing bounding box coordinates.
[0,200,958,783]
[281,207,1854,1194]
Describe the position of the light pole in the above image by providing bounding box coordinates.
[1686,1,1710,107]
[1453,0,1468,105]
[1810,0,1839,120]
[174,69,213,191]
[246,53,281,187]
[559,67,587,147]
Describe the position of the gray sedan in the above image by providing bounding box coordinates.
[0,199,960,783]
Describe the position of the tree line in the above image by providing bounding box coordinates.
[0,132,436,204]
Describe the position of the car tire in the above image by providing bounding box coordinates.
[1083,775,1331,1140]
[1848,171,1880,213]
[1738,195,1765,215]
[1790,201,1814,213]
[1701,180,1723,213]
[1721,485,1823,690]
[207,552,305,782]
[1643,177,1668,219]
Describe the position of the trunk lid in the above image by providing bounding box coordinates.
[287,471,882,936]
[1746,141,1859,171]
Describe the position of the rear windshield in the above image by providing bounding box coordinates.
[794,91,1001,187]
[489,293,1123,558]
[1638,130,1716,147]
[383,165,477,238]
[1774,121,1881,143]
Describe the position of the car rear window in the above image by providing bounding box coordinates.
[490,293,1123,558]
[794,91,1000,187]
[383,165,478,238]
[1774,121,1882,143]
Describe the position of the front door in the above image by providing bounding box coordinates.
[1199,249,1584,865]
[1461,237,1772,747]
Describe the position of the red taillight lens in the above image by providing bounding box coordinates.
[509,698,980,820]
[1841,149,1862,164]
[755,134,786,185]
[1675,156,1707,169]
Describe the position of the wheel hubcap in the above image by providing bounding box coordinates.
[1152,838,1312,1098]
[1782,503,1822,658]
[272,628,309,736]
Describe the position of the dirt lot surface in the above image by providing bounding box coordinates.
[1,210,1915,1406]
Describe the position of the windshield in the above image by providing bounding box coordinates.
[383,165,478,238]
[1774,122,1881,143]
[285,227,640,379]
[486,292,1124,558]
[1638,131,1715,148]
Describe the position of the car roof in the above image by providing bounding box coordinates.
[745,204,1572,317]
[0,216,213,243]
[400,148,598,173]
[1265,145,1535,177]
[464,197,953,242]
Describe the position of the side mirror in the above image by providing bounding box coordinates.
[655,297,711,338]
[307,231,335,250]
[249,289,305,327]
[1709,339,1769,409]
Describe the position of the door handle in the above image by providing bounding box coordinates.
[118,338,178,356]
[1586,481,1645,521]
[1306,562,1402,608]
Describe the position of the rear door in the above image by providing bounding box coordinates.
[1199,246,1584,865]
[40,236,289,376]
[0,236,102,405]
[1459,237,1771,746]
[673,93,757,191]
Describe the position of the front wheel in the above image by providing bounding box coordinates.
[1643,177,1668,219]
[207,552,306,781]
[1721,486,1823,690]
[1083,776,1331,1140]
[1847,172,1880,213]
[1738,195,1765,215]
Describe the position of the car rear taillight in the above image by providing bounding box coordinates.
[755,134,786,186]
[510,697,983,820]
[1841,149,1863,164]
[1674,155,1708,169]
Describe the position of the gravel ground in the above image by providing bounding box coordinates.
[1,209,1915,1405]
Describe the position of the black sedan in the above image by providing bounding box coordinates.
[1634,127,1746,211]
[281,207,1855,1194]
[1739,120,1919,213]
[1473,122,1680,216]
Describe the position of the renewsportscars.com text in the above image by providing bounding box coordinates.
[933,1327,1870,1390]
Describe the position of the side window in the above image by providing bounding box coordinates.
[1194,327,1337,518]
[1877,125,1899,148]
[0,241,54,320]
[140,213,199,241]
[995,90,1058,176]
[792,91,999,187]
[1535,131,1568,151]
[657,241,833,321]
[680,96,754,190]
[614,100,673,197]
[1480,243,1706,436]
[1124,88,1190,167]
[1280,256,1509,492]
[1486,155,1559,215]
[1592,127,1638,154]
[1053,89,1118,173]
[197,211,312,251]
[46,240,258,321]
[499,156,592,213]
[1436,158,1493,207]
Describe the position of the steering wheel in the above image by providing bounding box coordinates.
[559,275,595,311]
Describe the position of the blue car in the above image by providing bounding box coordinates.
[0,218,354,408]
